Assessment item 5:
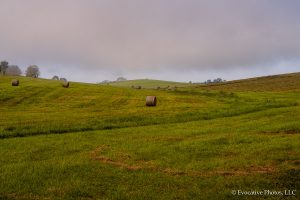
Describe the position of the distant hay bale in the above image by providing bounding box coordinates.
[156,86,160,89]
[60,77,67,82]
[146,96,157,106]
[11,79,19,86]
[62,81,70,88]
[135,86,142,89]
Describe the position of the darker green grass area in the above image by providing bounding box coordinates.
[0,74,299,199]
[200,72,300,92]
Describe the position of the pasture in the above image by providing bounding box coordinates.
[100,79,189,89]
[0,73,299,199]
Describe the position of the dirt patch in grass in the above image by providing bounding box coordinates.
[90,145,143,171]
[92,155,143,171]
[159,166,276,177]
[90,145,277,177]
[0,193,47,200]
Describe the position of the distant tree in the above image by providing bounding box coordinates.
[6,65,22,76]
[52,75,59,80]
[0,60,9,75]
[116,77,126,82]
[213,78,223,83]
[101,80,110,83]
[26,65,40,78]
[60,77,67,82]
[206,79,212,84]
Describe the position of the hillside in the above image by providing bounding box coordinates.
[0,73,299,199]
[102,79,189,89]
[1,74,299,138]
[103,72,300,91]
[200,72,300,91]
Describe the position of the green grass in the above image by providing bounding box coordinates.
[199,72,300,92]
[101,79,189,89]
[0,73,299,199]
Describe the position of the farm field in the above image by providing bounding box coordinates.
[0,73,300,199]
[100,79,189,89]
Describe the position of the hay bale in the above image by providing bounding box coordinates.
[146,96,157,106]
[136,86,142,89]
[62,81,70,88]
[11,79,19,86]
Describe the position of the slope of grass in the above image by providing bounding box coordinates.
[1,76,298,138]
[0,74,299,199]
[200,72,300,92]
[102,79,189,89]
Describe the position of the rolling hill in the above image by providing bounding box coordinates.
[200,72,300,91]
[0,73,299,199]
[101,79,189,89]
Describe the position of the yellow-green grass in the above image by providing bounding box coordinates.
[101,79,189,89]
[200,72,300,92]
[0,74,299,199]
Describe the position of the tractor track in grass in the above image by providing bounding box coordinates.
[90,145,277,177]
[0,103,298,139]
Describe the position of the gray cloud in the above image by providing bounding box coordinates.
[0,0,299,82]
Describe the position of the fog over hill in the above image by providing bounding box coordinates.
[0,0,299,82]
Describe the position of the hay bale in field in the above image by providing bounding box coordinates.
[60,77,67,82]
[62,81,70,88]
[136,85,142,89]
[146,96,157,106]
[11,79,19,86]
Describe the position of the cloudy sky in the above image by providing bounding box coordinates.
[0,0,299,82]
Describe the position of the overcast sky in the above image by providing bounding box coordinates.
[0,0,299,82]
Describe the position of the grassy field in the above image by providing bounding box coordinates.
[100,79,189,89]
[0,73,299,199]
[200,72,300,92]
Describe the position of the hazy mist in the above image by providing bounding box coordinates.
[0,0,299,82]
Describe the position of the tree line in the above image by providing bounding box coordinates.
[0,60,40,78]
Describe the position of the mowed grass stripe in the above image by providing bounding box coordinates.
[0,103,299,199]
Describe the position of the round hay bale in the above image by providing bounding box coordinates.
[11,79,19,86]
[62,81,70,88]
[136,86,142,89]
[146,96,157,106]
